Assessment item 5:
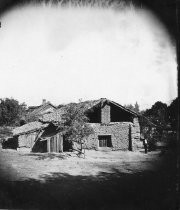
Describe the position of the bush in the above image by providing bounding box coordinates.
[0,98,27,126]
[0,126,14,145]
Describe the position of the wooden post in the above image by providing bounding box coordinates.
[47,138,50,153]
[59,134,63,152]
[56,135,59,153]
[53,137,56,152]
[84,148,85,159]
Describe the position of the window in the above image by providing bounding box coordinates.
[98,135,112,147]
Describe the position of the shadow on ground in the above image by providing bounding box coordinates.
[0,150,177,210]
[21,152,72,160]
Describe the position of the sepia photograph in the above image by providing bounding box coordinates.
[0,0,179,209]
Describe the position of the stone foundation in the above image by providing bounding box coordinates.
[17,147,31,153]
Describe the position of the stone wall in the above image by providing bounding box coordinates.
[17,147,31,152]
[84,122,131,150]
[131,117,142,150]
[101,104,111,124]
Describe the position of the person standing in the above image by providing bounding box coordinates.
[140,133,148,154]
[143,139,148,154]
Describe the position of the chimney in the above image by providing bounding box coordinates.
[42,99,46,105]
[101,104,111,124]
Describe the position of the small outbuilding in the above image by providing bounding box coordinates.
[26,99,57,122]
[13,121,63,153]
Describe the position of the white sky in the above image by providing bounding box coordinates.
[0,3,177,110]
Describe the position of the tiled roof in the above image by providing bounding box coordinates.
[13,98,139,136]
[40,98,138,123]
[40,107,66,122]
[13,121,49,136]
[40,99,103,123]
[27,102,57,117]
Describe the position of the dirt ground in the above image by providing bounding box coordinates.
[0,146,177,210]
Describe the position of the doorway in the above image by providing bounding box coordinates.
[98,135,112,147]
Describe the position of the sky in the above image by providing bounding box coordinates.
[0,2,177,110]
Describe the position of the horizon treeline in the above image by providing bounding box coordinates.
[0,97,178,132]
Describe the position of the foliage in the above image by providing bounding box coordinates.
[124,102,140,113]
[59,103,94,148]
[0,126,13,144]
[140,99,178,150]
[46,0,131,9]
[57,104,65,109]
[139,102,164,150]
[0,98,27,126]
[143,101,168,128]
[168,97,178,131]
[134,102,140,113]
[25,113,40,123]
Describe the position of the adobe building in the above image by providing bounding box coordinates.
[26,99,57,122]
[79,99,141,151]
[10,98,142,152]
[12,121,63,153]
[42,98,142,151]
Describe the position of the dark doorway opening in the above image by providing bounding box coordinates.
[98,135,112,147]
[128,125,132,151]
[63,136,73,151]
[2,136,18,150]
[32,140,47,153]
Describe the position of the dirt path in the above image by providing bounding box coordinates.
[0,148,177,210]
[0,149,163,181]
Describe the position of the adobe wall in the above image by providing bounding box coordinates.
[131,117,142,150]
[84,122,131,150]
[18,132,37,149]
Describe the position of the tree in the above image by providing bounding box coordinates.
[0,98,27,126]
[140,101,169,150]
[168,97,178,131]
[59,103,94,155]
[25,113,41,123]
[124,102,140,113]
[143,101,168,128]
[134,102,140,113]
[124,104,134,111]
